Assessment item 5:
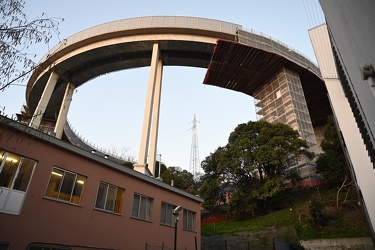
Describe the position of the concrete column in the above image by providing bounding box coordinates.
[54,82,75,139]
[29,71,59,129]
[148,58,163,176]
[134,43,160,175]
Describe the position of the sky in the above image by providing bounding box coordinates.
[0,0,324,173]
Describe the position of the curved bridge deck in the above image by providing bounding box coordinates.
[24,16,332,173]
[26,16,329,126]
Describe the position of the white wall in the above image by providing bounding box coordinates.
[309,24,375,237]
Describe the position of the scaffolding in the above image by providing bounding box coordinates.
[254,68,317,150]
[254,68,320,182]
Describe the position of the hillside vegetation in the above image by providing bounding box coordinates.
[201,186,370,241]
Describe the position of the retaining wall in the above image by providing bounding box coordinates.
[300,237,374,250]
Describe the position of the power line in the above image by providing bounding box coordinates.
[303,0,325,29]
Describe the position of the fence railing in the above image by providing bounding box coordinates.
[237,28,321,77]
[64,120,134,163]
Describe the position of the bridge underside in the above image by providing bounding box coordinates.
[21,16,334,179]
[203,39,331,127]
[28,40,216,120]
[30,38,331,128]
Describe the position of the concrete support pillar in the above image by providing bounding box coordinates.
[148,58,163,176]
[54,82,75,139]
[134,43,160,175]
[29,71,59,129]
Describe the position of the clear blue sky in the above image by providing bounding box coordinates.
[0,1,324,172]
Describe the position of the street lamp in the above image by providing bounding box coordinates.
[173,206,183,250]
[156,154,163,181]
[158,154,162,178]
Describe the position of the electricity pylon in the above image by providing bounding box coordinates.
[189,114,200,179]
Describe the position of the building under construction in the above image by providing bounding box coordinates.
[204,31,330,185]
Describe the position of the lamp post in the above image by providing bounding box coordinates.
[158,154,162,178]
[173,206,183,250]
[156,154,163,181]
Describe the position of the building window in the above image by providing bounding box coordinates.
[160,202,176,226]
[183,209,196,231]
[28,244,71,250]
[131,193,153,221]
[0,242,10,250]
[45,167,86,205]
[0,151,35,191]
[0,150,36,215]
[95,182,124,214]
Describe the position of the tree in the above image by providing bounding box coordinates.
[121,161,134,170]
[228,120,313,179]
[199,147,232,214]
[200,120,313,217]
[227,120,312,200]
[154,161,167,179]
[316,116,352,211]
[0,0,63,91]
[161,166,197,194]
[309,197,329,228]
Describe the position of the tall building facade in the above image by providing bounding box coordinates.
[319,0,375,166]
[309,0,375,242]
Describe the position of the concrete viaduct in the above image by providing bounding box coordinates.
[25,16,331,176]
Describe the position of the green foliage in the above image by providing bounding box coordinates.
[199,171,229,214]
[121,161,134,170]
[202,187,370,241]
[308,197,329,228]
[202,208,299,235]
[252,175,284,201]
[316,116,353,212]
[316,116,349,184]
[161,166,198,194]
[154,161,167,178]
[199,120,313,217]
[228,189,257,218]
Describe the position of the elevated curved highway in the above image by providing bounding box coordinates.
[25,16,331,175]
[27,16,240,118]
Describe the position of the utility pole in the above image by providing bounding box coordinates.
[189,114,200,179]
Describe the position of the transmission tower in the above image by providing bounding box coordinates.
[189,114,200,179]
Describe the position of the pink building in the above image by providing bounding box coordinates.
[0,116,202,250]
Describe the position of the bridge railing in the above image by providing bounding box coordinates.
[237,28,321,77]
[41,16,242,63]
[64,120,134,164]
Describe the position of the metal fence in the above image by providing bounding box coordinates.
[219,239,291,250]
[202,229,299,250]
[237,29,320,77]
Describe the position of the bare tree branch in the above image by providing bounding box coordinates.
[336,175,353,211]
[0,0,63,91]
